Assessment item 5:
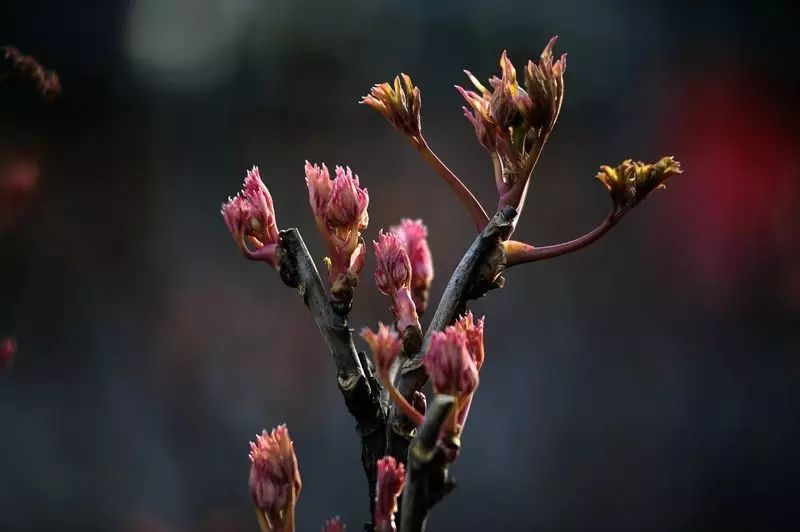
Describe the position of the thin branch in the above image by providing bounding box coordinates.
[412,135,490,232]
[386,208,517,463]
[399,395,457,532]
[503,211,617,267]
[276,228,386,525]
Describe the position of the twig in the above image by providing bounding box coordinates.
[399,395,457,532]
[412,135,490,232]
[504,211,618,267]
[386,207,517,463]
[276,228,386,525]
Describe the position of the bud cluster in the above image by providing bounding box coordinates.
[596,156,683,213]
[374,231,420,334]
[305,162,370,302]
[457,38,566,205]
[391,219,434,314]
[374,456,406,532]
[221,166,281,266]
[361,74,422,139]
[248,424,302,531]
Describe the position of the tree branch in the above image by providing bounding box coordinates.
[412,135,490,232]
[399,395,457,532]
[386,207,517,463]
[503,211,617,267]
[276,228,386,526]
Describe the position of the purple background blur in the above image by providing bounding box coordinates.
[1,1,799,531]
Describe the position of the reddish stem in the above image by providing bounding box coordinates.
[504,212,617,266]
[412,136,490,232]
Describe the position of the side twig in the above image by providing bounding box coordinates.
[276,228,386,525]
[399,395,457,532]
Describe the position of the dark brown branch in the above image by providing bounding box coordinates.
[399,395,457,532]
[386,207,517,463]
[276,228,386,526]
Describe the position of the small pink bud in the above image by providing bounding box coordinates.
[305,162,370,296]
[391,219,434,314]
[221,166,280,266]
[374,231,419,332]
[248,424,302,529]
[423,328,478,398]
[360,323,402,379]
[453,312,485,370]
[0,336,17,374]
[374,456,406,532]
[322,516,346,532]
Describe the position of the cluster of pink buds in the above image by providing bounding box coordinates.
[374,456,406,532]
[360,74,422,140]
[423,313,485,435]
[305,162,369,302]
[374,231,421,336]
[457,38,566,213]
[391,219,434,314]
[221,166,281,267]
[360,322,402,380]
[0,336,16,375]
[248,424,302,532]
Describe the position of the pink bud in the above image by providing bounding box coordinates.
[374,456,406,532]
[374,231,419,332]
[424,328,479,398]
[374,231,411,295]
[305,162,370,291]
[221,166,280,266]
[453,312,485,370]
[248,424,302,528]
[322,516,346,532]
[360,323,402,379]
[391,219,434,313]
[0,336,16,374]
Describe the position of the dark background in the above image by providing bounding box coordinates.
[1,1,799,531]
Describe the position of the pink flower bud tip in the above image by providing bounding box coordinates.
[221,166,280,265]
[374,456,406,532]
[423,328,479,398]
[248,424,302,526]
[360,322,402,380]
[322,516,346,532]
[0,336,16,374]
[374,231,420,332]
[454,311,485,369]
[391,219,434,313]
[305,161,369,290]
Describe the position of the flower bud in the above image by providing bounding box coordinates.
[522,36,566,138]
[360,323,402,380]
[248,424,302,530]
[423,328,479,398]
[0,336,16,375]
[391,219,434,313]
[596,156,683,213]
[322,516,345,532]
[305,162,369,301]
[374,456,406,532]
[453,312,485,370]
[221,166,280,266]
[374,231,420,333]
[361,74,422,139]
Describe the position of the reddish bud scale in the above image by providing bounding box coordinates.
[221,166,281,266]
[374,231,420,332]
[305,162,369,291]
[374,456,406,532]
[248,425,302,529]
[391,219,434,314]
[360,323,402,379]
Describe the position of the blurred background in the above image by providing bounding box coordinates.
[1,1,799,530]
